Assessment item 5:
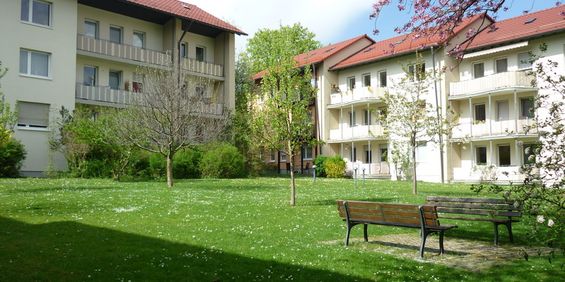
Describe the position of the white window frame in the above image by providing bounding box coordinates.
[108,70,122,90]
[21,0,52,27]
[109,25,123,44]
[303,146,313,160]
[347,76,355,91]
[19,49,51,79]
[132,31,146,48]
[496,100,509,121]
[83,65,97,86]
[362,73,371,87]
[472,61,485,78]
[474,103,486,122]
[517,52,532,70]
[84,19,99,39]
[195,45,206,62]
[377,70,387,87]
[475,146,488,165]
[280,151,287,162]
[17,101,50,130]
[495,57,508,73]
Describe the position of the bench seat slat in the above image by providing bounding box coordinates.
[427,201,518,211]
[436,207,521,217]
[426,196,510,204]
[438,216,520,223]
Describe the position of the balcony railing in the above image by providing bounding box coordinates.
[450,71,534,97]
[451,118,537,139]
[345,162,390,176]
[75,83,225,115]
[330,87,386,105]
[181,57,224,78]
[329,124,385,141]
[77,34,171,66]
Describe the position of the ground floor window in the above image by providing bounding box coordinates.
[17,101,49,129]
[302,146,313,160]
[280,151,287,162]
[364,145,372,163]
[498,145,511,166]
[476,146,487,165]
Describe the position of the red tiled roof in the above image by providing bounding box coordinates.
[126,0,246,35]
[331,14,488,70]
[465,4,565,51]
[253,35,374,80]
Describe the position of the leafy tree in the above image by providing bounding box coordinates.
[247,24,319,206]
[0,61,17,146]
[381,53,454,194]
[116,58,228,188]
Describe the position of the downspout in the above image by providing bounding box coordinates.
[431,46,445,183]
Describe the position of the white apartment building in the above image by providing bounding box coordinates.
[307,5,564,183]
[0,0,245,176]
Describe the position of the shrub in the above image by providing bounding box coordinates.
[324,155,346,178]
[0,139,26,177]
[173,148,202,179]
[148,153,166,178]
[314,155,328,177]
[200,143,247,178]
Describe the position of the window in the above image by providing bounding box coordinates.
[84,20,98,38]
[378,70,387,87]
[109,70,121,90]
[496,100,509,121]
[363,109,371,125]
[109,26,123,44]
[474,104,486,122]
[498,145,511,166]
[476,146,487,165]
[269,150,276,162]
[473,62,484,78]
[132,73,144,93]
[280,151,287,162]
[520,97,534,118]
[17,102,49,129]
[362,73,371,87]
[364,146,372,163]
[347,77,356,90]
[349,111,356,127]
[21,0,51,27]
[196,46,206,62]
[351,147,357,162]
[495,58,508,73]
[180,42,188,58]
[19,49,50,78]
[518,52,532,69]
[523,144,538,165]
[133,31,145,48]
[408,63,425,81]
[380,146,388,162]
[83,66,97,86]
[303,146,313,160]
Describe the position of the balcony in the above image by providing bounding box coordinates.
[328,124,385,142]
[77,34,171,67]
[77,34,224,79]
[450,71,535,98]
[451,118,537,140]
[329,87,385,107]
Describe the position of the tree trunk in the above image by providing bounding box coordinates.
[166,154,174,188]
[289,153,296,206]
[412,136,417,195]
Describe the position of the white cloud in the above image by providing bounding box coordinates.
[184,0,373,53]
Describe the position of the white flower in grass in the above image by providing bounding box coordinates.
[536,215,545,223]
[548,219,555,227]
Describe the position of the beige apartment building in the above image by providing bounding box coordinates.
[269,5,564,183]
[0,0,244,176]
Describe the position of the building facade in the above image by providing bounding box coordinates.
[0,0,244,176]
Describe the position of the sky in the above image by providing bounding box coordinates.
[185,0,560,54]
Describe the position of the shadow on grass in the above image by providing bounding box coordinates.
[4,186,118,194]
[0,217,368,281]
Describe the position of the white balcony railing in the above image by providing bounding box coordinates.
[330,87,386,105]
[345,162,390,176]
[75,83,224,115]
[329,124,385,141]
[181,57,224,78]
[450,71,534,97]
[451,118,537,139]
[77,34,171,66]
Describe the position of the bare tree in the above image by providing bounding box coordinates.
[117,59,229,187]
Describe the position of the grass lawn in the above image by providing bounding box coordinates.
[0,177,562,281]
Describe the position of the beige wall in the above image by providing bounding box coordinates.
[0,0,77,175]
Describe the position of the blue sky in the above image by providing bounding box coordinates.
[186,0,559,53]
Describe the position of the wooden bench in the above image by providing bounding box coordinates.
[337,200,457,258]
[426,196,522,245]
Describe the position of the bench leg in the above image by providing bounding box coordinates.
[493,223,499,246]
[439,231,445,255]
[506,222,514,243]
[363,224,368,242]
[420,230,429,258]
[345,223,353,246]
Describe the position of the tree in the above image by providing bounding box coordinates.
[117,59,228,188]
[381,53,454,194]
[247,24,320,206]
[0,61,17,146]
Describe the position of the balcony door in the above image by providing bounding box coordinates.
[83,66,97,86]
[109,70,121,90]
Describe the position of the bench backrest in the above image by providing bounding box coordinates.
[426,196,521,218]
[337,200,439,228]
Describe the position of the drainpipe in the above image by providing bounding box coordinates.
[431,46,445,183]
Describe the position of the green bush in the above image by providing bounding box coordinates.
[173,148,202,179]
[324,155,346,178]
[314,155,328,177]
[0,139,26,177]
[200,143,247,178]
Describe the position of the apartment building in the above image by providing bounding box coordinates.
[259,5,564,183]
[0,0,245,176]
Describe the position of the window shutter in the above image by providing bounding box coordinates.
[18,102,49,127]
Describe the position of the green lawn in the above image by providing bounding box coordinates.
[0,177,562,281]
